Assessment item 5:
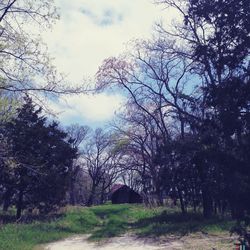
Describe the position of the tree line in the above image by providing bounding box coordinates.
[95,0,250,221]
[0,97,121,218]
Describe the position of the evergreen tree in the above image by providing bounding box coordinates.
[4,97,77,218]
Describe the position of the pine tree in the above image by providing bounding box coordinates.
[5,97,77,218]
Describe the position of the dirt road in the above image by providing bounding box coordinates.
[45,234,183,250]
[44,232,236,250]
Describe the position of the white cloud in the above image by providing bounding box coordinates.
[50,93,124,125]
[43,0,171,83]
[41,0,179,126]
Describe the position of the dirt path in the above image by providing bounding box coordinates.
[44,234,183,250]
[44,233,236,250]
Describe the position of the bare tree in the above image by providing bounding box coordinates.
[81,128,121,206]
[0,0,83,97]
[96,39,200,205]
[96,38,200,137]
[112,105,170,205]
[66,124,90,150]
[65,124,90,205]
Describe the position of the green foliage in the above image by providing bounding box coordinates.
[0,95,18,122]
[0,0,61,94]
[184,0,250,221]
[1,97,77,218]
[188,0,250,70]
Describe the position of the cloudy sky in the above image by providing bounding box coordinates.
[43,0,171,127]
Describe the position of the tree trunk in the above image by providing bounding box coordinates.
[196,161,213,218]
[100,181,106,204]
[69,166,80,205]
[214,201,217,215]
[16,189,23,219]
[202,188,213,218]
[69,178,75,205]
[2,189,11,212]
[177,187,186,214]
[192,196,197,213]
[3,198,10,212]
[191,187,197,213]
[87,184,96,206]
[230,201,244,219]
[221,200,227,216]
[156,189,164,206]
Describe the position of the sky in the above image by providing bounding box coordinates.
[42,0,172,128]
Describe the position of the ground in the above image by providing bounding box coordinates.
[44,233,235,250]
[0,204,237,250]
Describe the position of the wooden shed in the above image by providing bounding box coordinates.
[110,184,142,204]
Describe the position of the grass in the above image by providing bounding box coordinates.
[134,211,234,237]
[0,207,101,250]
[0,204,235,250]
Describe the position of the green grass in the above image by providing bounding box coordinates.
[0,207,101,250]
[90,205,234,239]
[0,204,235,250]
[133,210,234,237]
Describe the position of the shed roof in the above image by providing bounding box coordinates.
[110,184,127,194]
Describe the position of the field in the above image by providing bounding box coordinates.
[0,204,237,250]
